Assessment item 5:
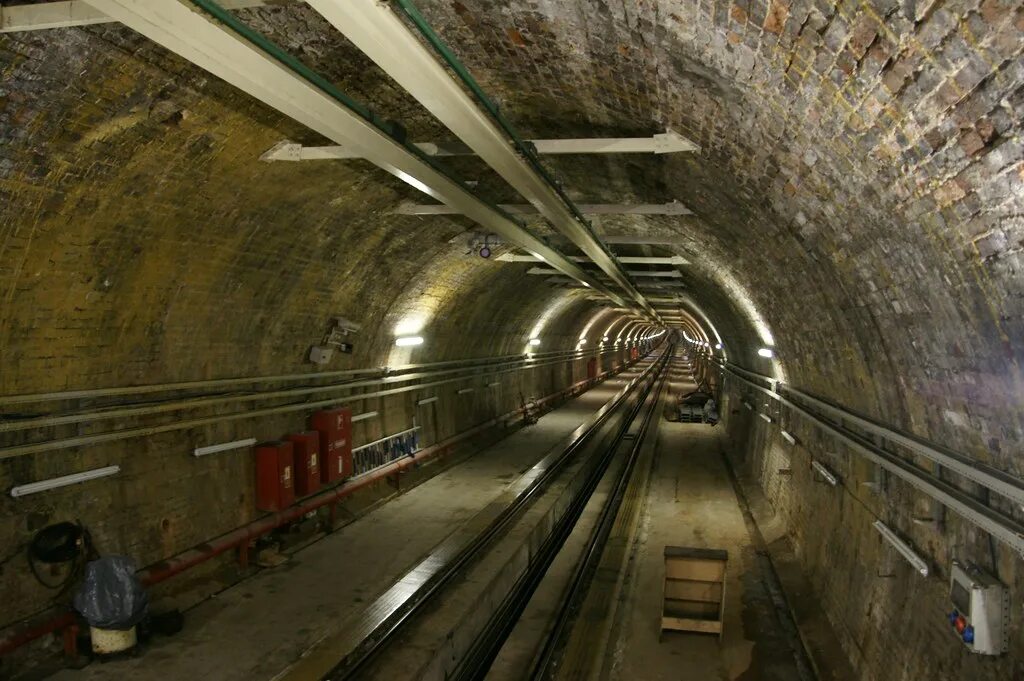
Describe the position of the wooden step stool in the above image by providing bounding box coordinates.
[661,546,728,638]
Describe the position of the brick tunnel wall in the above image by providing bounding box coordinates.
[1,0,1023,679]
[0,13,669,663]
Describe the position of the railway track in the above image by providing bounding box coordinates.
[275,345,674,681]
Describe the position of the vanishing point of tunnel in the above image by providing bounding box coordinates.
[1,1,1022,680]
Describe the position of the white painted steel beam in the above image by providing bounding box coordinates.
[529,267,681,278]
[545,277,687,291]
[395,201,693,217]
[87,0,627,309]
[533,130,699,154]
[0,0,287,32]
[306,0,659,322]
[260,130,699,161]
[636,282,688,288]
[601,235,695,245]
[497,253,689,265]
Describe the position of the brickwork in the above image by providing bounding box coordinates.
[1,0,1022,678]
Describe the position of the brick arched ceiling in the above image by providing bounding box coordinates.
[1,0,1021,473]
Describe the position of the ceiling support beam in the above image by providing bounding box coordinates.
[497,253,689,266]
[546,277,688,290]
[305,0,659,322]
[529,267,682,278]
[600,235,695,246]
[396,201,693,217]
[259,130,699,161]
[0,0,289,32]
[87,0,628,308]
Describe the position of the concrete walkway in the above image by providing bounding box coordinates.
[51,373,638,681]
[607,373,806,681]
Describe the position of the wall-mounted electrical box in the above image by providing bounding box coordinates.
[255,441,295,512]
[286,431,321,497]
[310,407,353,483]
[309,317,360,365]
[948,560,1009,655]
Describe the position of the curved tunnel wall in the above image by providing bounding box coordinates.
[1,1,1022,678]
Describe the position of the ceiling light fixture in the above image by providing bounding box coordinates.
[396,336,424,347]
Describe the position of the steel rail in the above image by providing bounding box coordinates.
[317,349,669,680]
[457,349,671,681]
[712,358,1024,555]
[526,352,670,680]
[0,346,632,434]
[0,345,648,460]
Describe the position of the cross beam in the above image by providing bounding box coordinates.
[259,130,699,162]
[497,253,689,266]
[529,267,682,278]
[396,201,692,217]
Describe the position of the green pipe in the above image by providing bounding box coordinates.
[392,0,623,265]
[184,0,528,228]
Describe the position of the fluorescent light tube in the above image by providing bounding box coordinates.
[811,460,838,486]
[193,437,257,457]
[874,520,929,576]
[352,411,379,422]
[396,336,424,347]
[11,465,120,498]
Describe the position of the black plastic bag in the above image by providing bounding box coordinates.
[73,556,149,630]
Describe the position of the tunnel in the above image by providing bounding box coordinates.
[0,1,1022,679]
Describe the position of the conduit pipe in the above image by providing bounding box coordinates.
[0,345,627,407]
[307,0,660,323]
[697,350,1024,555]
[0,345,630,435]
[87,0,627,309]
[0,343,646,460]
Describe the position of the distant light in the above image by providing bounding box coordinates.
[602,336,609,342]
[529,338,541,346]
[578,339,586,345]
[715,343,722,350]
[396,336,424,347]
[582,282,591,288]
[757,347,774,358]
